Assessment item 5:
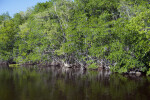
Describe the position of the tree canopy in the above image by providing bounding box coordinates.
[0,0,149,74]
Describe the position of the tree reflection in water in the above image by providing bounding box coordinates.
[0,66,149,100]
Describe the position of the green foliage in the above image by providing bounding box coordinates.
[147,68,150,76]
[33,1,53,13]
[0,12,11,24]
[88,63,98,69]
[0,0,149,74]
[0,20,16,61]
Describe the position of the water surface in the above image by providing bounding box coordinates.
[0,65,150,100]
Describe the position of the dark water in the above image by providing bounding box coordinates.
[0,66,150,100]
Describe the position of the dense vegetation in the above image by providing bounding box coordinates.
[0,0,149,74]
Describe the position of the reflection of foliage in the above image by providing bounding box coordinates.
[0,0,149,74]
[0,67,149,100]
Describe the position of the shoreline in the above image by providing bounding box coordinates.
[0,61,145,77]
